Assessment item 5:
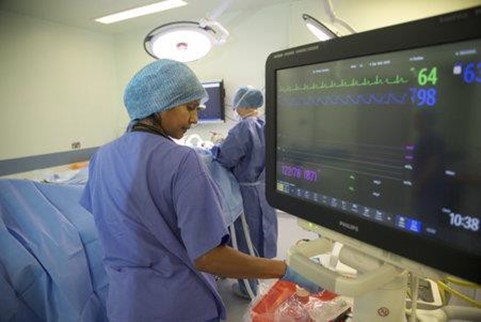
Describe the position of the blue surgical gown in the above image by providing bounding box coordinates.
[211,116,278,259]
[80,131,229,321]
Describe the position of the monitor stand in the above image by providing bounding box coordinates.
[289,236,407,321]
[353,270,407,321]
[288,219,481,322]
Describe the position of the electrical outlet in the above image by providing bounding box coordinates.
[71,141,81,149]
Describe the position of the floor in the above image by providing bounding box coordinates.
[217,211,319,322]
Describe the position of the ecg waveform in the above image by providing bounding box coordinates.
[279,92,410,107]
[279,75,409,92]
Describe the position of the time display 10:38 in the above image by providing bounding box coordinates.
[448,213,480,232]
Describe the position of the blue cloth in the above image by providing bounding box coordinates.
[124,59,208,120]
[211,116,278,259]
[80,131,229,321]
[0,179,108,322]
[194,147,243,226]
[282,265,323,294]
[43,167,89,185]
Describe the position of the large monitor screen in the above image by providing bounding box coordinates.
[265,7,481,283]
[199,80,225,123]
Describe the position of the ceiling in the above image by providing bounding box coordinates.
[0,0,298,34]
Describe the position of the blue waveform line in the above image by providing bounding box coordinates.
[279,92,409,107]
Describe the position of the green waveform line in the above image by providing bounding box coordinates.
[280,75,410,92]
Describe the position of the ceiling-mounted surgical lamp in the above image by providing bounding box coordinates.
[302,13,338,41]
[303,0,356,41]
[144,18,229,63]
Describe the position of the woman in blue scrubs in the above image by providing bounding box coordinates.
[80,59,319,322]
[211,86,277,299]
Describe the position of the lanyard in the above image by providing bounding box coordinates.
[130,122,172,141]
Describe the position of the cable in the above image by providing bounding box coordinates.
[228,218,257,300]
[238,212,259,299]
[408,274,419,322]
[240,212,257,257]
[446,276,481,288]
[437,280,481,309]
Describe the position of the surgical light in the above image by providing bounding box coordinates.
[303,0,356,41]
[95,0,187,24]
[144,18,229,63]
[302,13,337,41]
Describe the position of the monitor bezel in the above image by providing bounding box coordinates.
[265,6,481,283]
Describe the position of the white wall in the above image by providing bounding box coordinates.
[1,0,480,161]
[0,11,120,160]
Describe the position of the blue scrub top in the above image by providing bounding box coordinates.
[211,117,265,182]
[211,117,278,259]
[80,131,229,321]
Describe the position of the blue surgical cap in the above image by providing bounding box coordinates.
[232,86,263,109]
[124,59,208,120]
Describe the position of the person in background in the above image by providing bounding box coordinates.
[80,59,320,322]
[211,86,278,299]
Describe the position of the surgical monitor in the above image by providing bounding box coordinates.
[265,7,481,284]
[199,80,225,123]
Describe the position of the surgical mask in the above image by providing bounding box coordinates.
[233,109,242,121]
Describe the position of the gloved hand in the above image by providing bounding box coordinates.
[281,265,323,294]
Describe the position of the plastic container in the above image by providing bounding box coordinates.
[275,286,313,321]
[251,280,296,322]
[250,280,349,322]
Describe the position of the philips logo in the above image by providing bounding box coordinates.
[339,221,359,232]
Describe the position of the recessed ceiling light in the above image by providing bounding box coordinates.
[95,0,187,24]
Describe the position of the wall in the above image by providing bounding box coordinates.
[1,0,480,162]
[0,11,119,160]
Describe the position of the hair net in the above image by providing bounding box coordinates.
[232,86,263,109]
[124,59,208,120]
